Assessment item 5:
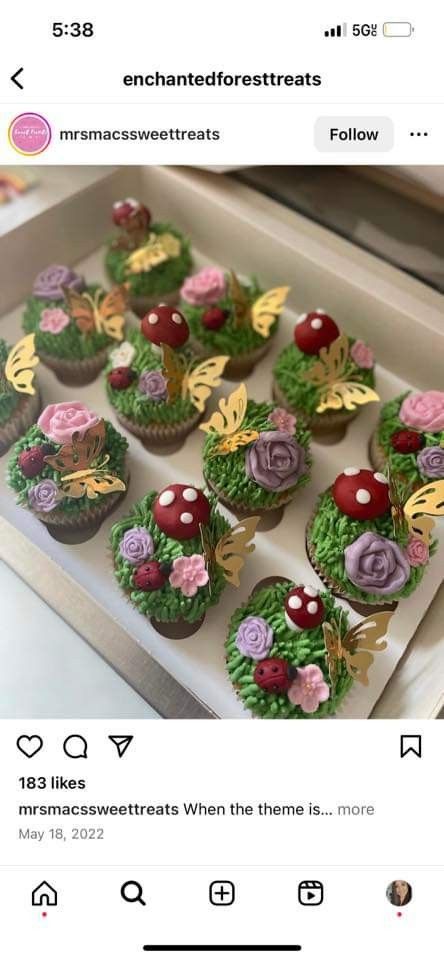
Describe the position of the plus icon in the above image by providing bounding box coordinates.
[209,880,235,906]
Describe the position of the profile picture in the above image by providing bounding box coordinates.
[386,880,413,906]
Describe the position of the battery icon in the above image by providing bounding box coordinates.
[383,22,412,36]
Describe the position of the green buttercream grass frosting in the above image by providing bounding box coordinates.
[8,421,128,516]
[105,222,192,296]
[203,400,312,510]
[308,489,435,603]
[273,337,375,418]
[110,491,230,623]
[377,392,444,487]
[105,328,196,427]
[23,285,117,361]
[0,339,20,425]
[183,276,275,357]
[226,581,352,719]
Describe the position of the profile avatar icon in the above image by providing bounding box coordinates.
[386,879,412,906]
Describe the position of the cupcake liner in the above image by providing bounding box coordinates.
[0,389,42,457]
[129,287,181,319]
[39,348,110,386]
[206,476,294,531]
[272,377,357,442]
[33,465,129,542]
[369,428,387,472]
[115,407,202,451]
[189,335,271,380]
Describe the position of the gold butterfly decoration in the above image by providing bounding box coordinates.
[199,382,259,456]
[4,334,39,396]
[228,271,289,338]
[63,285,127,341]
[302,333,379,413]
[323,610,393,691]
[161,345,229,413]
[404,479,444,545]
[125,233,181,275]
[44,420,126,501]
[200,515,259,591]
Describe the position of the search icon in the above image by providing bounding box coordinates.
[121,881,146,906]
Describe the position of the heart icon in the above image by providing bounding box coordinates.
[16,735,44,758]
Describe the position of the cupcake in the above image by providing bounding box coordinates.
[106,306,228,453]
[370,390,444,488]
[306,466,439,609]
[273,309,378,441]
[181,266,289,379]
[226,579,393,718]
[23,264,129,386]
[201,383,312,531]
[8,401,128,543]
[0,335,41,455]
[105,198,192,317]
[110,483,259,639]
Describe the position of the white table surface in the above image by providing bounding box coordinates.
[0,561,159,719]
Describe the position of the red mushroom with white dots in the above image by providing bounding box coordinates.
[153,484,211,541]
[141,304,189,350]
[332,467,390,521]
[112,197,151,230]
[284,586,325,632]
[294,309,340,355]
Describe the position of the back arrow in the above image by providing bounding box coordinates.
[11,68,24,90]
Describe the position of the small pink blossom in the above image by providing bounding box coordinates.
[350,339,374,369]
[39,307,70,335]
[269,407,297,434]
[287,664,330,714]
[180,267,226,307]
[169,554,209,597]
[405,536,429,568]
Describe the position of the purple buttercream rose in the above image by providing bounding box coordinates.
[138,370,168,401]
[417,445,444,479]
[344,532,410,596]
[235,615,273,661]
[119,526,154,565]
[28,479,59,513]
[245,431,305,492]
[33,265,85,301]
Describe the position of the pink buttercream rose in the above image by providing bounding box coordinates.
[39,307,70,335]
[287,664,330,714]
[169,554,209,598]
[38,401,100,444]
[399,391,444,432]
[350,339,374,369]
[405,536,429,568]
[180,267,226,307]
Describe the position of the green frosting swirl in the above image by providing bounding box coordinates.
[110,491,230,623]
[0,339,20,425]
[273,337,375,418]
[226,581,352,718]
[105,328,196,426]
[202,399,312,509]
[182,276,276,357]
[377,392,444,487]
[22,285,117,360]
[308,489,435,602]
[105,222,192,296]
[7,420,128,516]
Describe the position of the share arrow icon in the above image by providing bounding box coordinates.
[108,735,134,758]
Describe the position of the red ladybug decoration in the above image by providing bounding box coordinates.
[333,467,390,521]
[133,560,168,592]
[153,484,211,541]
[107,366,137,390]
[284,586,325,631]
[18,445,46,479]
[294,310,339,355]
[141,304,189,349]
[390,429,424,455]
[201,307,227,331]
[254,658,293,694]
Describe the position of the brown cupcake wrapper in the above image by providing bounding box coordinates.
[0,389,42,456]
[369,429,387,472]
[206,476,295,517]
[39,348,109,386]
[116,407,202,446]
[34,464,129,530]
[189,335,271,380]
[129,288,181,319]
[272,377,357,437]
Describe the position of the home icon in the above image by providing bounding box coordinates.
[31,881,58,907]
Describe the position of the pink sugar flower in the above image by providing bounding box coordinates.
[288,664,330,714]
[269,407,297,434]
[169,554,209,598]
[350,339,374,369]
[39,307,70,335]
[405,536,429,568]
